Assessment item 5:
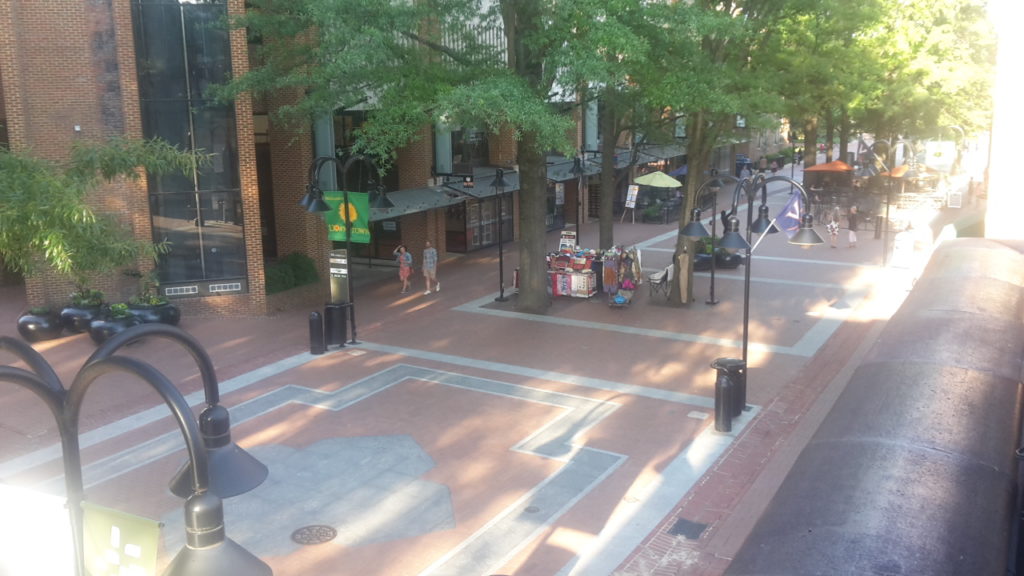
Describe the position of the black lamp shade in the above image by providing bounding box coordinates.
[307,194,331,213]
[490,169,509,189]
[719,217,751,253]
[790,213,825,246]
[682,209,710,240]
[750,204,776,234]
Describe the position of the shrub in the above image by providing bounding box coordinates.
[280,252,319,286]
[265,252,319,294]
[264,263,296,294]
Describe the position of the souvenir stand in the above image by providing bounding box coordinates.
[601,246,642,307]
[547,247,598,298]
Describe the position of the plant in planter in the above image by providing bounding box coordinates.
[642,201,664,223]
[17,305,64,342]
[60,287,106,333]
[1,138,201,331]
[126,269,180,325]
[88,302,143,344]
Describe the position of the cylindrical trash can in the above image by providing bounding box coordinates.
[711,358,735,432]
[324,303,347,348]
[713,357,746,420]
[309,311,325,355]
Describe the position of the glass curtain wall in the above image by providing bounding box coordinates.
[132,0,246,292]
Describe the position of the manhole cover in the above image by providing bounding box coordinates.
[291,524,338,545]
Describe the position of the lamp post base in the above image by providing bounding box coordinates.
[706,298,719,305]
[494,295,508,302]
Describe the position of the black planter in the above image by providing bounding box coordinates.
[88,316,144,344]
[127,303,181,326]
[60,305,102,333]
[17,311,64,342]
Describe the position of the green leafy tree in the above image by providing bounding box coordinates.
[0,137,198,292]
[225,0,694,313]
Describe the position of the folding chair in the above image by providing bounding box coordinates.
[648,265,672,301]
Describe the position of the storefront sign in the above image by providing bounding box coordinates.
[324,191,370,243]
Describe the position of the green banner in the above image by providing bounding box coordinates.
[82,501,160,576]
[324,190,370,244]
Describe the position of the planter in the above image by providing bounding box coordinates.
[88,315,144,345]
[17,310,64,342]
[60,305,103,333]
[127,302,181,326]
[693,251,744,271]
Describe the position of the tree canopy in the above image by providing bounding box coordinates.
[0,138,197,290]
[224,0,995,311]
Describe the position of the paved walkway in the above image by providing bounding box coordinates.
[0,163,977,575]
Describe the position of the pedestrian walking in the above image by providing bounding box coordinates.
[847,205,859,248]
[422,240,439,294]
[393,244,413,293]
[827,207,840,248]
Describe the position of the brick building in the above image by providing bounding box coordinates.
[0,0,579,317]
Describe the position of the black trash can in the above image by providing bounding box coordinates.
[324,303,347,348]
[712,357,746,418]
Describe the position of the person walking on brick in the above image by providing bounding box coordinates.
[847,205,859,248]
[422,240,439,294]
[393,244,413,294]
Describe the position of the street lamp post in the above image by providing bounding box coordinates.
[0,327,271,576]
[718,174,823,414]
[681,177,723,305]
[491,169,510,302]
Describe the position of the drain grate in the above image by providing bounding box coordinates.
[291,524,338,545]
[667,517,707,540]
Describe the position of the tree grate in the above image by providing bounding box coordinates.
[667,517,707,540]
[291,524,338,545]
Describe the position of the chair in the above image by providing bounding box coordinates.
[648,265,672,301]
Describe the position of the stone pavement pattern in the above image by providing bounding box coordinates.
[0,162,968,575]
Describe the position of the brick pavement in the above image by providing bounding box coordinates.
[0,164,942,576]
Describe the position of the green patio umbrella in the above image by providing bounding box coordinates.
[634,171,682,188]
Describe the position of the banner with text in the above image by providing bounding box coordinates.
[324,191,370,243]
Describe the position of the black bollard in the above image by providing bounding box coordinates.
[712,358,734,433]
[309,311,325,355]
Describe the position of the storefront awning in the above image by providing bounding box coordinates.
[455,169,521,199]
[547,155,601,182]
[369,186,468,222]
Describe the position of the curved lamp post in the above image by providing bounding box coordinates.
[681,177,722,305]
[85,323,268,499]
[718,173,823,411]
[867,140,918,266]
[0,332,271,576]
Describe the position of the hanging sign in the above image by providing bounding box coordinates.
[324,191,370,244]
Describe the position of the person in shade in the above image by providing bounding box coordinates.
[422,240,439,294]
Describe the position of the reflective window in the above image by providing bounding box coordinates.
[132,0,246,288]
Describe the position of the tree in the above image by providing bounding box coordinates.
[227,0,690,313]
[0,137,197,291]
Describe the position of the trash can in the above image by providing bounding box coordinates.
[324,303,347,348]
[712,357,746,419]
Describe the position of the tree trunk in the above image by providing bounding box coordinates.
[802,115,819,180]
[670,111,716,306]
[837,106,850,166]
[598,88,617,250]
[824,112,835,163]
[515,132,551,313]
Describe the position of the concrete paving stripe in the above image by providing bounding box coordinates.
[0,351,323,478]
[356,342,718,408]
[453,295,810,356]
[420,448,627,576]
[556,409,760,576]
